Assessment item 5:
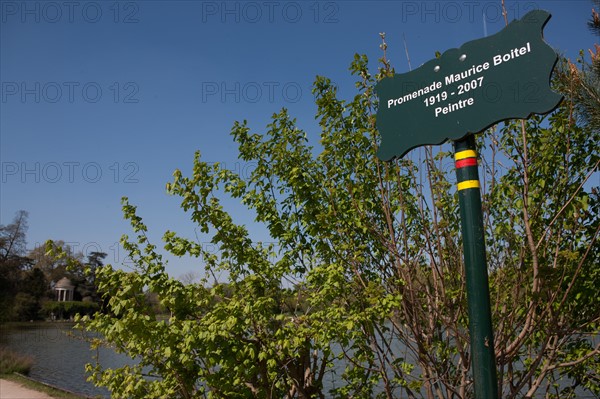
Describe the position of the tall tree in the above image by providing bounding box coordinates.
[29,240,82,283]
[0,211,31,321]
[589,1,600,36]
[13,268,49,321]
[554,2,600,133]
[74,251,107,302]
[85,251,106,285]
[0,210,29,262]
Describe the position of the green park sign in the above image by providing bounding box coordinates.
[376,9,563,161]
[375,10,564,398]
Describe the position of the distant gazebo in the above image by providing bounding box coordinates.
[54,277,75,302]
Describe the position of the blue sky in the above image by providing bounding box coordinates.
[1,0,597,279]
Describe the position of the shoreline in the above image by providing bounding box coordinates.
[1,322,113,398]
[1,374,90,399]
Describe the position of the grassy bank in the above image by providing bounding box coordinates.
[0,346,33,374]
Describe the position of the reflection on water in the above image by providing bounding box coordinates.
[0,323,134,398]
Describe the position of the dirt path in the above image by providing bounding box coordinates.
[0,378,56,398]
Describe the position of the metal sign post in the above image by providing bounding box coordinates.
[454,135,498,398]
[374,9,563,398]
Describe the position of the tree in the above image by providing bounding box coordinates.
[553,2,600,133]
[0,211,31,321]
[589,1,600,36]
[76,43,599,399]
[86,251,107,284]
[12,268,49,321]
[178,271,201,286]
[73,251,106,303]
[29,240,84,283]
[0,210,29,262]
[12,292,41,321]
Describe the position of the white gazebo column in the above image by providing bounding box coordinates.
[54,277,75,302]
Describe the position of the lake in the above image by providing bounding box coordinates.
[1,322,597,398]
[0,322,408,397]
[0,322,132,398]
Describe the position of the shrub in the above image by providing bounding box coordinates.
[42,301,99,320]
[12,293,42,321]
[0,347,34,375]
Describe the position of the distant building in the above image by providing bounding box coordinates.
[54,277,75,302]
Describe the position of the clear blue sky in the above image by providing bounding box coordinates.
[1,0,597,278]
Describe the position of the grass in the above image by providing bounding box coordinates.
[1,373,87,398]
[0,346,34,374]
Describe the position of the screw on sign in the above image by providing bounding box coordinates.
[375,9,562,399]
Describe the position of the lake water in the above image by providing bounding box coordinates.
[1,323,597,398]
[0,322,410,397]
[0,322,131,398]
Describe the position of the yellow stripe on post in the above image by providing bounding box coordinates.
[455,149,477,161]
[457,180,481,191]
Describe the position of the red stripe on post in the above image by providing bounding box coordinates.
[455,158,478,169]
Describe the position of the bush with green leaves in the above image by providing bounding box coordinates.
[43,301,99,320]
[0,347,34,375]
[64,49,600,398]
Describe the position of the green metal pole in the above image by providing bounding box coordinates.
[454,135,499,399]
